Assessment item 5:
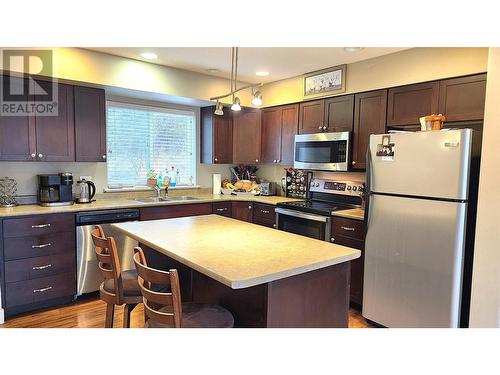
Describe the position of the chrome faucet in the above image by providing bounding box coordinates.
[153,185,161,199]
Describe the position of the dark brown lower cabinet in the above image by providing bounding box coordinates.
[231,202,253,222]
[1,214,76,316]
[140,203,213,220]
[331,217,365,307]
[212,202,232,217]
[252,203,276,228]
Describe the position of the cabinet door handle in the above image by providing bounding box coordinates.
[32,264,52,270]
[277,159,281,163]
[30,153,36,158]
[214,157,218,162]
[31,223,51,229]
[341,226,356,231]
[102,155,106,160]
[248,205,252,209]
[32,243,52,248]
[216,208,227,212]
[261,210,270,214]
[33,286,52,293]
[255,159,259,163]
[38,153,44,159]
[322,126,328,131]
[331,237,335,243]
[352,161,356,166]
[318,125,322,130]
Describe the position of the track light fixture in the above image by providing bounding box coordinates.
[214,101,224,115]
[210,47,263,115]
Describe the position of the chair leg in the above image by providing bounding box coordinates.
[123,303,137,328]
[105,303,115,328]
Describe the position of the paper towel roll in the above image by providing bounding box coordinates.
[212,174,221,195]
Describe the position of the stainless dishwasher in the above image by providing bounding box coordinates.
[75,209,140,296]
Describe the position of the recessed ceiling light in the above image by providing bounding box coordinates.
[140,52,158,60]
[206,68,221,73]
[256,71,269,76]
[344,47,364,52]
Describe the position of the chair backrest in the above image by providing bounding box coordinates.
[133,247,182,328]
[91,225,122,303]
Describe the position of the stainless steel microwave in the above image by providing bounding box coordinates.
[294,131,350,171]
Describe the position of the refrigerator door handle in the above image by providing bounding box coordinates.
[364,141,373,230]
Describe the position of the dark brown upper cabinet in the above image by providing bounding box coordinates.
[200,106,233,164]
[298,99,325,134]
[324,95,354,132]
[232,108,262,164]
[352,89,388,169]
[0,76,36,161]
[74,86,106,162]
[35,83,75,162]
[438,74,487,122]
[280,104,299,165]
[387,82,439,126]
[261,104,299,165]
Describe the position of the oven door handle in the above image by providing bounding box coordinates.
[275,208,330,222]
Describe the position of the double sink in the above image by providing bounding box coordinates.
[129,196,201,203]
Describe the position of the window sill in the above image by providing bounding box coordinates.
[104,185,201,193]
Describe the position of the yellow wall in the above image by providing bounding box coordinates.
[261,47,489,106]
[469,47,500,327]
[0,47,253,106]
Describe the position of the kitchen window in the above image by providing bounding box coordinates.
[106,101,196,188]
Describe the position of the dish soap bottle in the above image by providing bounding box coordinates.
[169,166,176,187]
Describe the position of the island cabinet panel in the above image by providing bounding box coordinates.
[331,217,365,307]
[232,108,261,164]
[252,203,276,228]
[139,203,213,221]
[352,89,388,169]
[74,86,106,162]
[231,202,253,222]
[299,99,325,134]
[386,81,439,126]
[438,74,487,122]
[324,95,355,132]
[2,213,76,314]
[212,202,232,217]
[34,83,75,161]
[200,106,233,164]
[261,107,282,163]
[0,76,36,161]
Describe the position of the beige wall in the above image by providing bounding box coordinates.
[261,47,489,106]
[0,47,253,106]
[469,48,500,327]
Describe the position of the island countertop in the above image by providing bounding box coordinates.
[111,214,361,289]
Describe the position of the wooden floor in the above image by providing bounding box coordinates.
[0,298,372,328]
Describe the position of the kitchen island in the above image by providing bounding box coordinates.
[112,214,360,328]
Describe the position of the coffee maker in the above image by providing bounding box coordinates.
[37,173,74,206]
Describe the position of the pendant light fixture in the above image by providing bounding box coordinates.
[210,47,263,115]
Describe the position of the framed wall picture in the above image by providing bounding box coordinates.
[304,64,346,97]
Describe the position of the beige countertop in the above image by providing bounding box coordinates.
[111,215,361,289]
[331,208,365,221]
[0,193,301,218]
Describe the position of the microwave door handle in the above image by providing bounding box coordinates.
[275,208,329,222]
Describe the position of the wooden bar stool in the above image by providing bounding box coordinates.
[91,225,143,328]
[133,247,234,328]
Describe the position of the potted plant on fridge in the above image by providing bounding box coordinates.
[146,170,157,187]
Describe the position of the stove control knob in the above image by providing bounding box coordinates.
[347,186,352,191]
[352,186,357,191]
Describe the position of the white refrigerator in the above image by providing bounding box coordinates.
[363,129,472,328]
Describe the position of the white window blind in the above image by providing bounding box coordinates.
[106,101,196,187]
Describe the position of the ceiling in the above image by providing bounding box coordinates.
[87,47,409,84]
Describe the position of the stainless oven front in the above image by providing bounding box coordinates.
[275,208,331,242]
[294,132,350,171]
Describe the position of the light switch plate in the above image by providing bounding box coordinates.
[79,175,92,181]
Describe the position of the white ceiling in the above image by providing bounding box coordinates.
[87,47,409,84]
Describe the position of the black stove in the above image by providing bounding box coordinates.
[277,178,364,216]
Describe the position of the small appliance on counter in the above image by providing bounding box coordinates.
[260,181,275,196]
[283,168,313,198]
[75,178,96,203]
[0,177,18,207]
[37,173,74,207]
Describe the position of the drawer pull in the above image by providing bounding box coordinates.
[261,210,270,214]
[341,226,356,231]
[32,243,52,248]
[32,264,52,270]
[31,223,51,228]
[216,208,228,212]
[33,286,53,293]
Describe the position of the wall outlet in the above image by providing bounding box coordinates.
[79,176,92,181]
